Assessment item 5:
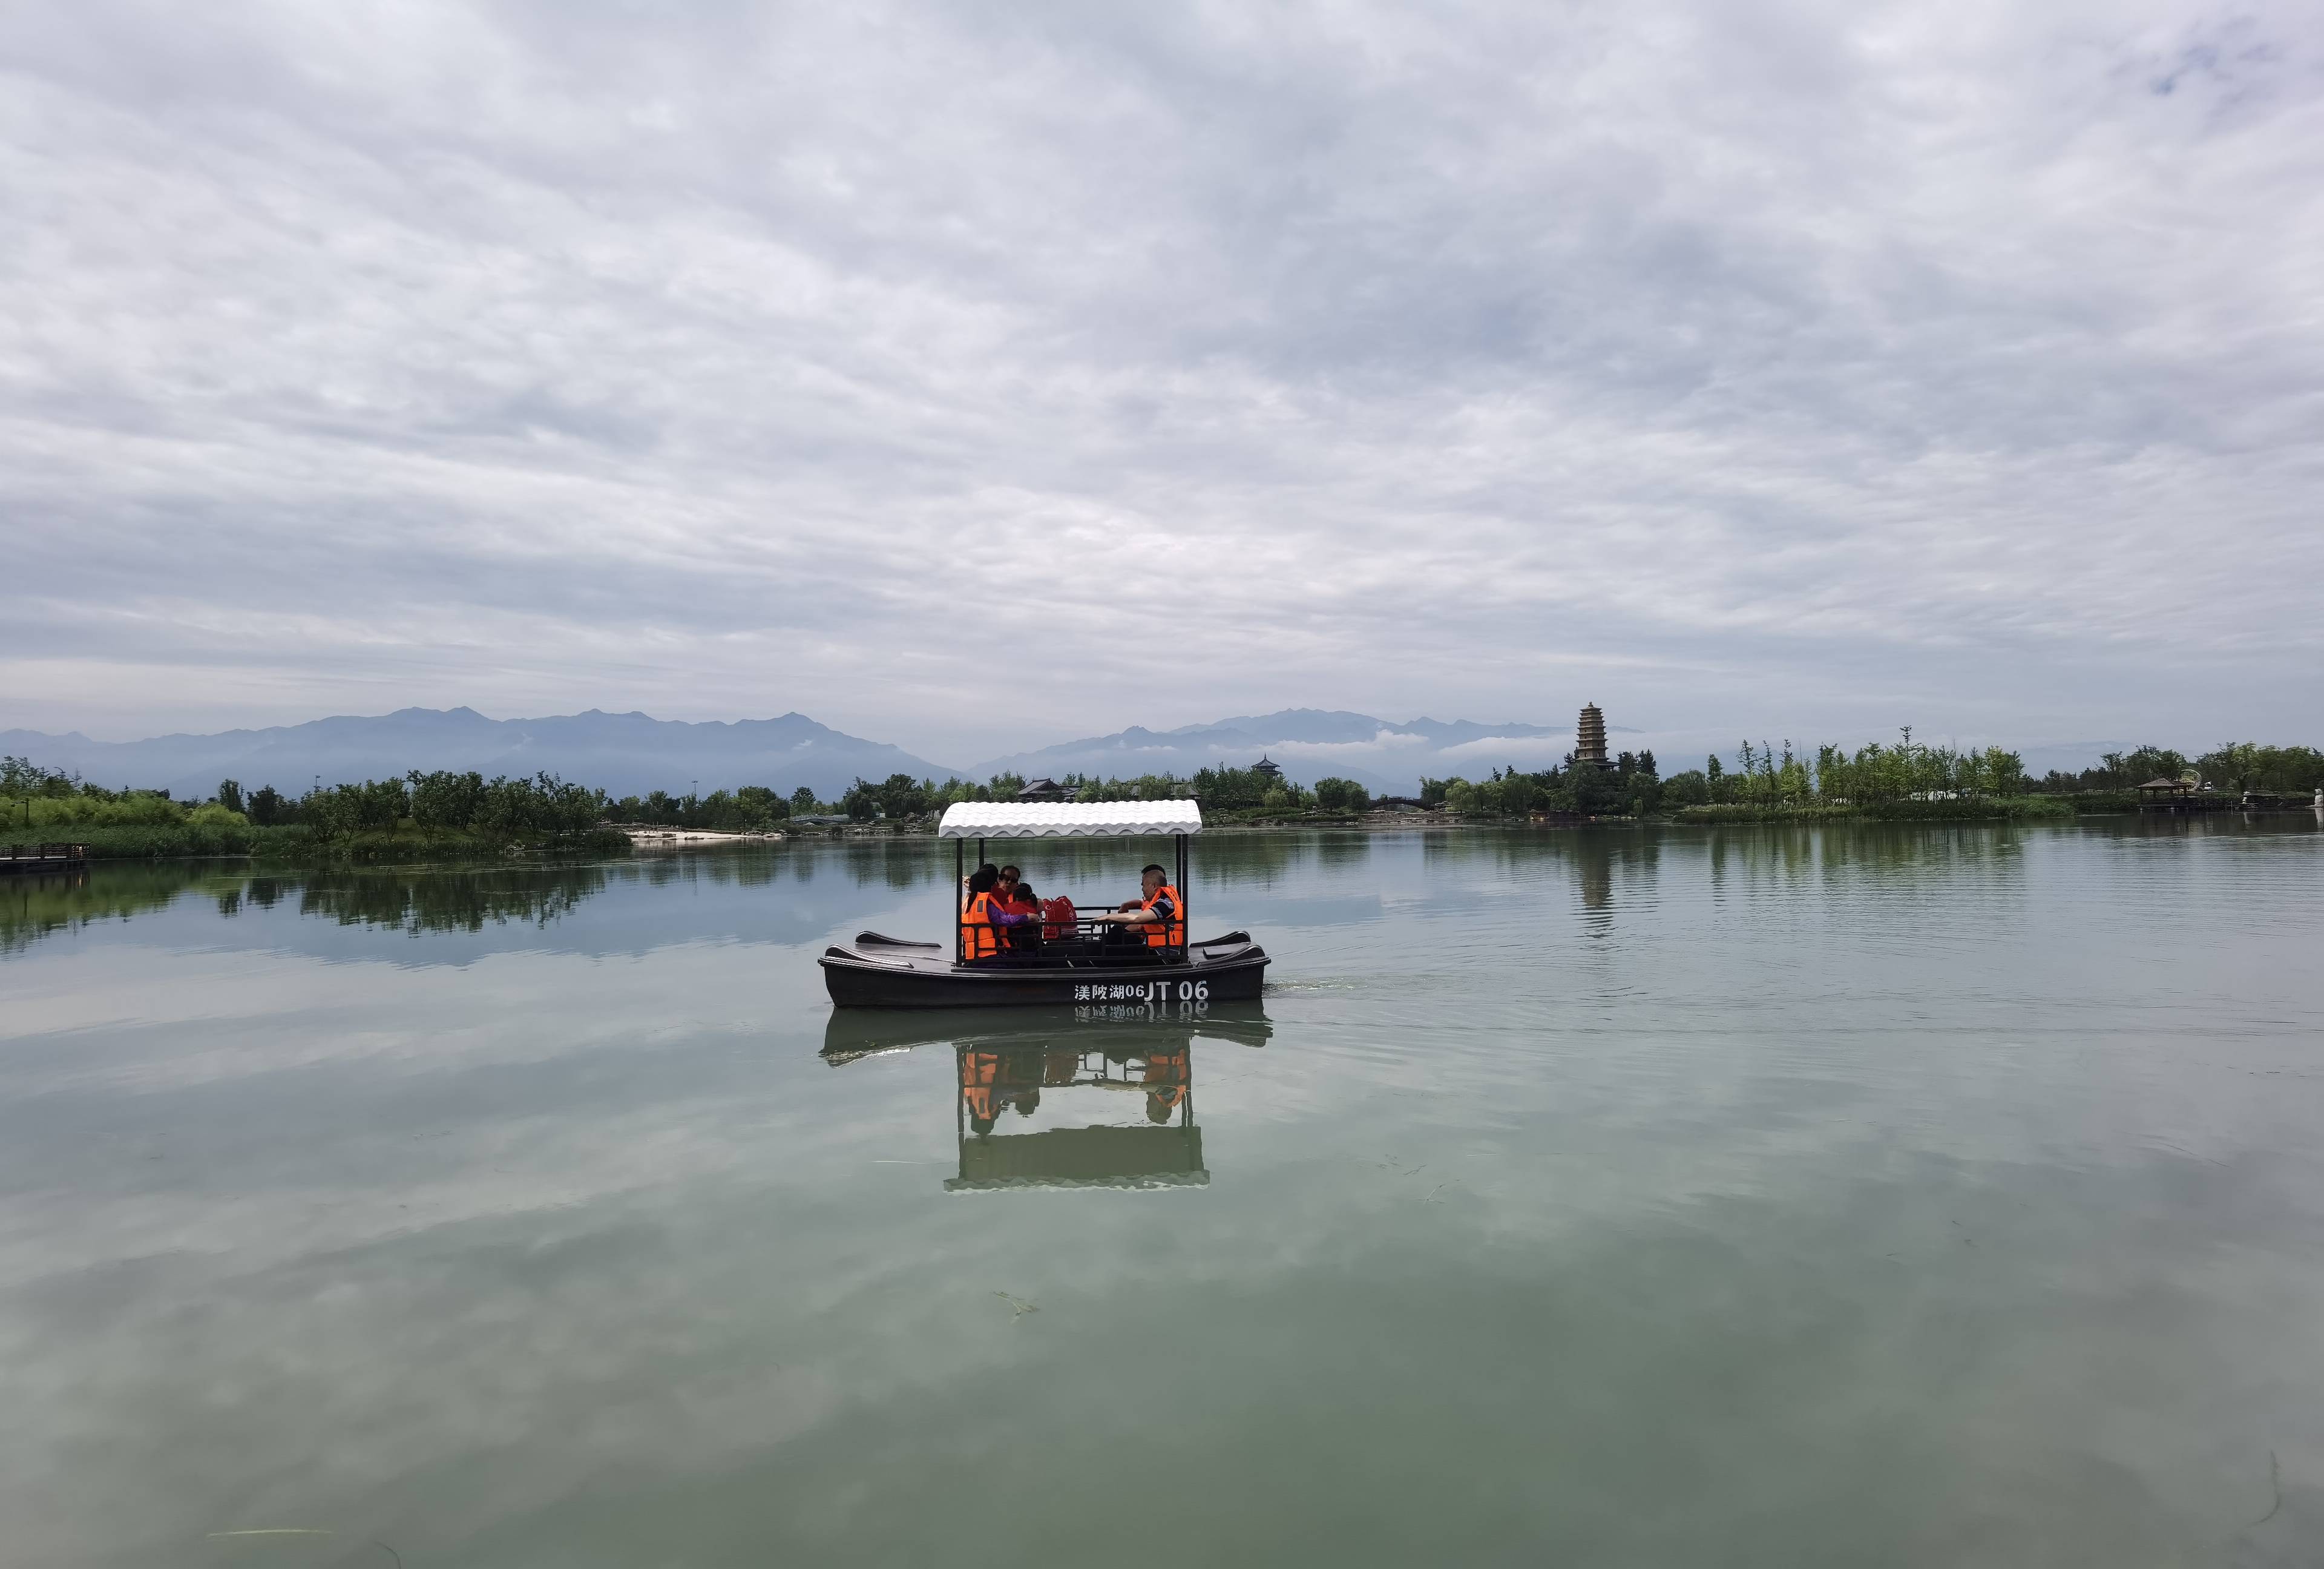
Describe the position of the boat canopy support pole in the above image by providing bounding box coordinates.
[1177,831,1189,952]
[954,837,964,964]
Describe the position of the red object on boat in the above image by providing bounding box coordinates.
[1041,896,1076,939]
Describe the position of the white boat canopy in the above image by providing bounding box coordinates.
[936,800,1203,839]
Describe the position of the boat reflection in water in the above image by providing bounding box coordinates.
[821,1004,1271,1192]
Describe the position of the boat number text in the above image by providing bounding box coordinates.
[1074,981,1208,1003]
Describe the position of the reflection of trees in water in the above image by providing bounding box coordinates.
[1196,832,1312,890]
[1692,820,2034,903]
[1313,831,1372,872]
[1812,821,2025,880]
[296,867,609,934]
[633,851,819,890]
[841,838,937,890]
[4,848,838,953]
[1416,827,1659,918]
[2086,812,2324,843]
[0,867,195,955]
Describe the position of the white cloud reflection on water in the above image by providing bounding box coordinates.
[1,826,2322,1562]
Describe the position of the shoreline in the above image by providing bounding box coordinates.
[20,803,2318,869]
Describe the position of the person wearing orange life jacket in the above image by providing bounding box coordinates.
[1094,863,1184,948]
[998,877,1042,952]
[959,866,1043,960]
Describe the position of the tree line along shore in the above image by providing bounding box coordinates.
[5,737,2319,864]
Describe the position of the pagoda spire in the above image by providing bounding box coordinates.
[1575,703,1610,768]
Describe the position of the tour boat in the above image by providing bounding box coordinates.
[818,800,1269,1008]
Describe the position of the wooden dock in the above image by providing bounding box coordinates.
[1,843,90,873]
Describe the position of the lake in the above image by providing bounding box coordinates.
[6,817,2324,1566]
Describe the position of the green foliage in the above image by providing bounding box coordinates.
[1661,769,1712,808]
[610,782,798,831]
[0,822,303,860]
[2193,742,2324,795]
[1672,803,1860,824]
[1066,771,1196,804]
[2035,746,2191,792]
[2,755,79,798]
[1311,777,1371,813]
[1410,730,2030,820]
[1191,766,1293,809]
[1811,731,2027,804]
[410,770,487,829]
[301,771,602,843]
[5,791,188,827]
[217,779,244,815]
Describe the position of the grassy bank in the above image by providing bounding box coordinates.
[5,822,304,859]
[9,823,634,863]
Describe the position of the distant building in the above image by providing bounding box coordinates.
[1252,755,1284,781]
[1574,703,1616,770]
[1017,777,1072,801]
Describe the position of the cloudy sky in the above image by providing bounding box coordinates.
[3,1,2318,763]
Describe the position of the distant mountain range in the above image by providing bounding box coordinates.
[0,708,955,801]
[2,705,1626,800]
[969,708,1621,795]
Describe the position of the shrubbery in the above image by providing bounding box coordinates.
[299,771,606,842]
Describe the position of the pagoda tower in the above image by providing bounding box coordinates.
[1574,703,1612,769]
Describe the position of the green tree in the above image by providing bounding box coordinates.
[217,779,245,815]
[409,770,487,829]
[1661,769,1710,807]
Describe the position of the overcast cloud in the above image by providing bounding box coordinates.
[2,1,2319,763]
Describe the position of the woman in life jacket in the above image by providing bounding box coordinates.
[1094,863,1184,949]
[960,866,1044,959]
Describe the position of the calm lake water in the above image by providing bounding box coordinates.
[7,818,2324,1567]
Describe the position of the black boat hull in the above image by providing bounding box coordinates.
[820,930,1269,1009]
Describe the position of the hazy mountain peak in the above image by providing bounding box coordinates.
[0,708,957,800]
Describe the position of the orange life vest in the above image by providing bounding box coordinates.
[961,891,999,959]
[1138,884,1184,947]
[1143,1047,1189,1114]
[960,1050,1000,1122]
